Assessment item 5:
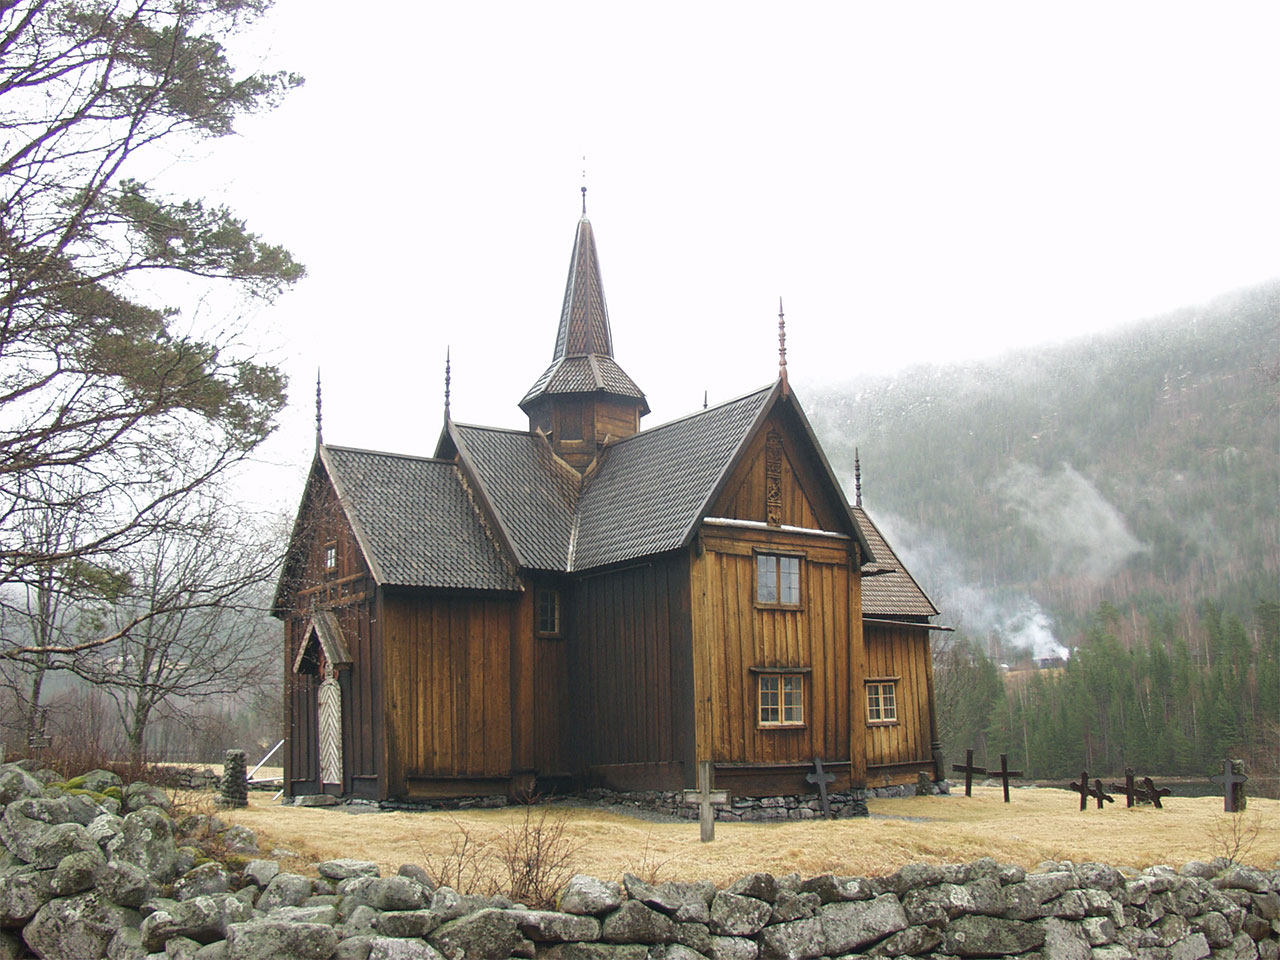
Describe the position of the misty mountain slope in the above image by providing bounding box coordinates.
[807,280,1279,643]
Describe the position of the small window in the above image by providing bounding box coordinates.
[866,681,898,724]
[323,542,338,574]
[756,553,801,606]
[759,674,804,727]
[536,588,561,636]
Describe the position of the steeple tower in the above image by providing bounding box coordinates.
[520,211,648,471]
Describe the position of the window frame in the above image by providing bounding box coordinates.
[755,670,807,729]
[535,587,562,638]
[865,677,900,726]
[323,541,338,575]
[753,550,805,610]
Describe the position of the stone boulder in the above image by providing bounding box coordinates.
[559,874,624,916]
[602,900,679,944]
[22,890,133,960]
[173,862,232,900]
[138,893,255,951]
[428,908,532,959]
[121,782,171,814]
[317,858,379,880]
[0,767,44,806]
[50,847,106,895]
[98,858,158,908]
[819,894,909,954]
[257,873,313,910]
[710,892,773,937]
[106,807,179,883]
[0,866,56,925]
[224,919,339,960]
[941,914,1047,956]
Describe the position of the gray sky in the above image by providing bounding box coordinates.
[198,1,1280,508]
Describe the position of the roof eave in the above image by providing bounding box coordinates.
[446,420,528,572]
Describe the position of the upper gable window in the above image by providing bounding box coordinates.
[756,553,802,607]
[323,542,338,575]
[536,587,561,637]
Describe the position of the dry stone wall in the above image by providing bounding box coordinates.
[1,760,1277,960]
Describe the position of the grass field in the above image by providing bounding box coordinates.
[215,786,1280,889]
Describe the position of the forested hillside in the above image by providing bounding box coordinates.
[807,281,1279,781]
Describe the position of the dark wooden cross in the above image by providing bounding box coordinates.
[682,760,729,842]
[1070,770,1092,811]
[1111,768,1138,808]
[1141,776,1171,809]
[996,754,1021,803]
[1091,779,1115,809]
[951,748,987,798]
[806,757,837,819]
[1210,759,1249,813]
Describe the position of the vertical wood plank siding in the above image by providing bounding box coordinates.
[568,554,695,779]
[381,593,515,792]
[863,624,934,769]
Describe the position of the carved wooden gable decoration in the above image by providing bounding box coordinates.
[711,404,851,534]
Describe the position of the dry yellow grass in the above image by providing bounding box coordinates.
[219,786,1279,889]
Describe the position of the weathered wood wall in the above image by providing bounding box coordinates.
[863,622,935,783]
[381,592,516,797]
[568,554,696,790]
[281,472,380,798]
[692,529,856,794]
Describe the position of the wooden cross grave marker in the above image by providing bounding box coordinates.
[1210,759,1248,813]
[951,748,987,797]
[1141,776,1172,809]
[683,760,729,843]
[1070,770,1092,811]
[1108,769,1172,809]
[1091,779,1115,809]
[995,753,1021,803]
[806,757,836,819]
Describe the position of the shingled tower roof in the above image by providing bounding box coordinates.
[519,216,649,415]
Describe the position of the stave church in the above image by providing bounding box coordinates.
[274,199,945,814]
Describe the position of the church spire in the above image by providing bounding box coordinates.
[315,368,323,448]
[519,203,649,470]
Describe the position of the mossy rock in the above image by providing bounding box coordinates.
[222,854,251,873]
[102,786,123,801]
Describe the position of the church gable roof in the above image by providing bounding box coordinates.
[321,445,520,592]
[853,505,939,618]
[570,385,775,570]
[447,423,579,572]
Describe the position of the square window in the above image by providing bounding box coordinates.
[866,681,898,723]
[759,673,805,727]
[756,553,802,607]
[536,588,560,636]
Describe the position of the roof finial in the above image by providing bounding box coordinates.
[854,447,862,508]
[315,368,323,447]
[703,390,708,410]
[778,297,790,397]
[444,347,452,420]
[581,157,587,217]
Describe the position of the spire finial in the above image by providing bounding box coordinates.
[581,157,587,216]
[778,297,790,397]
[854,447,862,508]
[315,368,323,447]
[703,389,708,410]
[444,347,451,420]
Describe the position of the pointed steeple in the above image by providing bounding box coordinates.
[520,211,649,470]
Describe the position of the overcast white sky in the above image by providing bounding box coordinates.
[197,1,1280,509]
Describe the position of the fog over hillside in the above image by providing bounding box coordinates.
[807,280,1280,657]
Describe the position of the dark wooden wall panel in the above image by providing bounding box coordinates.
[569,554,694,777]
[382,593,516,794]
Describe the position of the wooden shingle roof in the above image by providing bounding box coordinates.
[321,445,520,592]
[853,505,939,618]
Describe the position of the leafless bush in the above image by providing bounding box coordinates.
[626,830,674,885]
[1207,810,1263,865]
[418,817,499,896]
[495,805,581,908]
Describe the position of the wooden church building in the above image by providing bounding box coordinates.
[274,208,945,807]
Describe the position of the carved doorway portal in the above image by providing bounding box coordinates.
[318,663,343,786]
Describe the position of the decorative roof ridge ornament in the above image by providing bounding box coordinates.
[778,297,790,397]
[855,447,862,508]
[315,368,323,448]
[581,156,588,218]
[444,347,452,422]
